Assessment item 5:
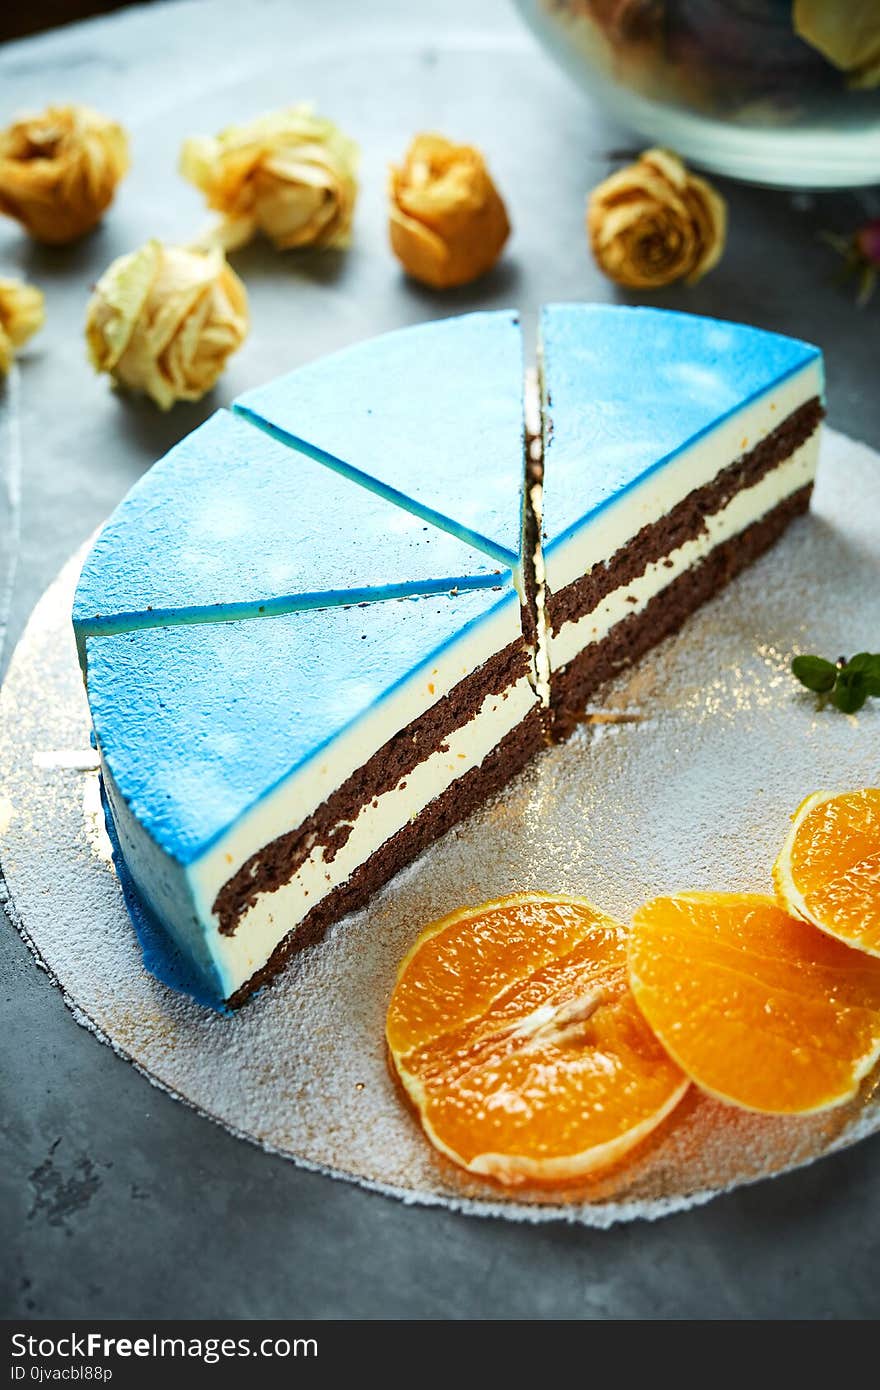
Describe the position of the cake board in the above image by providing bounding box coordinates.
[2,426,878,1229]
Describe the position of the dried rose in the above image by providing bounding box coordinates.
[0,104,129,245]
[0,277,45,374]
[823,217,880,305]
[179,104,358,253]
[794,1,880,89]
[587,148,726,290]
[389,133,510,290]
[85,239,248,410]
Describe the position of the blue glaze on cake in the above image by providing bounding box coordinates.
[234,312,525,569]
[540,304,822,555]
[86,583,517,867]
[73,409,507,657]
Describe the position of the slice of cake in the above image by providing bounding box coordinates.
[86,584,539,1006]
[538,305,824,735]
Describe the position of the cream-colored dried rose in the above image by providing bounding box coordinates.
[180,104,358,252]
[389,133,510,290]
[794,1,880,89]
[587,148,726,290]
[0,277,45,374]
[85,239,248,410]
[0,104,129,245]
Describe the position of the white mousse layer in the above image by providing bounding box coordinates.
[545,359,823,596]
[550,432,819,673]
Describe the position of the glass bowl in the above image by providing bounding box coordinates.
[515,0,880,188]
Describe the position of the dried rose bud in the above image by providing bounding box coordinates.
[0,277,44,374]
[180,104,359,253]
[587,148,726,289]
[85,239,248,410]
[0,104,129,245]
[389,133,510,290]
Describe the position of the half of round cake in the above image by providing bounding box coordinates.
[74,306,823,1007]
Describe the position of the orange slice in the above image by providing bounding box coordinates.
[386,893,689,1186]
[773,789,880,956]
[628,891,880,1115]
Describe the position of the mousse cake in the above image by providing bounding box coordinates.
[74,305,824,1007]
[538,305,824,735]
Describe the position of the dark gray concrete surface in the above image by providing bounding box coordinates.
[2,0,879,1320]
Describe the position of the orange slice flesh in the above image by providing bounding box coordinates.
[773,789,880,956]
[628,892,880,1115]
[386,894,689,1186]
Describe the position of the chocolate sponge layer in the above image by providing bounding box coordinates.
[550,484,812,739]
[227,705,544,1007]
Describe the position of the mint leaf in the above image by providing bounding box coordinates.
[831,670,868,714]
[792,654,837,694]
[792,649,880,713]
[845,653,880,697]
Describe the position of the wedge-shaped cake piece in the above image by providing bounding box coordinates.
[73,409,507,662]
[539,305,824,732]
[86,584,541,1005]
[234,311,527,575]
